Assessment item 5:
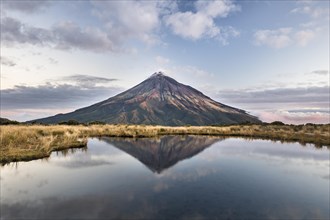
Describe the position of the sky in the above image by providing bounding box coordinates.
[0,0,329,124]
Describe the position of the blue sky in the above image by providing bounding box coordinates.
[0,0,329,124]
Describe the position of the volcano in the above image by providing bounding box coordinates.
[33,72,260,125]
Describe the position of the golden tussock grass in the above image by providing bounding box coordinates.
[1,124,329,164]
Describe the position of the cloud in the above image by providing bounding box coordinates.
[294,30,315,46]
[257,110,330,124]
[1,0,51,13]
[1,17,53,46]
[164,0,240,42]
[91,1,171,45]
[1,75,123,113]
[216,86,329,105]
[215,86,330,124]
[52,21,116,52]
[1,109,75,122]
[0,56,16,67]
[255,1,328,49]
[194,0,239,18]
[165,12,219,40]
[0,83,120,109]
[48,58,58,65]
[217,26,240,45]
[309,70,329,75]
[0,17,118,52]
[291,5,329,18]
[1,2,178,52]
[1,1,241,51]
[254,28,292,49]
[254,28,316,48]
[175,65,213,78]
[59,74,118,87]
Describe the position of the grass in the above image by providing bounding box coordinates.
[1,124,329,164]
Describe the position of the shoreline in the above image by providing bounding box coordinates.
[1,124,329,164]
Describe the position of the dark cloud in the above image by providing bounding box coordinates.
[1,1,51,13]
[216,86,329,105]
[1,82,123,109]
[0,56,16,67]
[1,17,116,52]
[1,17,53,46]
[61,74,118,86]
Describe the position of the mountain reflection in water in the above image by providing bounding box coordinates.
[102,135,223,173]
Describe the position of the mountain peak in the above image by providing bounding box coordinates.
[150,71,166,78]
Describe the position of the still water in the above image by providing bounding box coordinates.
[1,136,329,219]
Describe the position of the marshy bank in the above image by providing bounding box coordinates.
[1,124,329,164]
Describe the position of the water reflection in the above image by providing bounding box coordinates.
[102,136,223,173]
[1,137,329,220]
[54,146,88,157]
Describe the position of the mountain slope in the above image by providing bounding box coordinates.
[32,72,261,125]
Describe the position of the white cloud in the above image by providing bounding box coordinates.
[255,1,328,49]
[165,0,239,42]
[218,26,240,45]
[91,1,240,44]
[165,12,218,40]
[195,0,240,18]
[294,30,315,46]
[254,28,292,49]
[254,28,315,49]
[91,1,173,45]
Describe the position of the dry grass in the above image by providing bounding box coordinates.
[0,125,87,163]
[1,124,329,164]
